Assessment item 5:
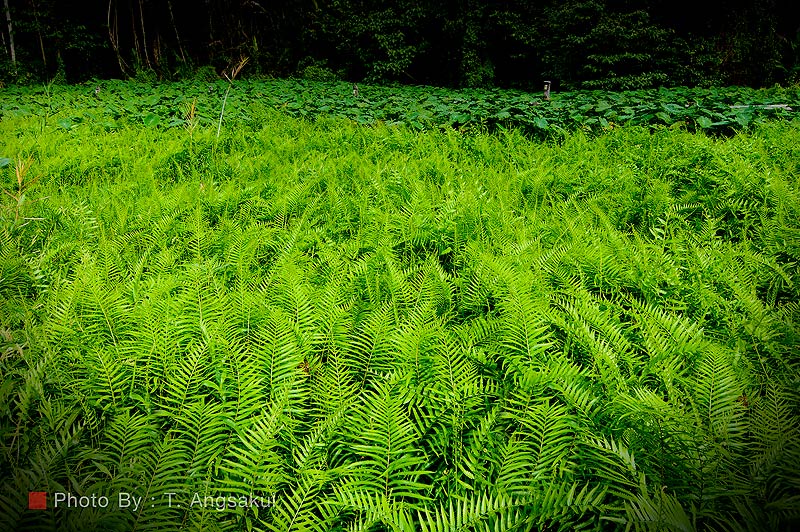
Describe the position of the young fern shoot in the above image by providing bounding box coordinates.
[3,155,41,222]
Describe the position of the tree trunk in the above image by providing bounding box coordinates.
[0,15,6,56]
[206,0,214,45]
[107,0,131,76]
[31,0,47,71]
[167,0,186,62]
[137,0,152,69]
[130,1,141,67]
[3,0,15,69]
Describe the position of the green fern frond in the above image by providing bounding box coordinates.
[312,352,358,417]
[334,487,412,532]
[417,492,522,532]
[628,297,706,394]
[691,345,745,444]
[585,436,639,498]
[172,400,228,487]
[458,405,502,490]
[345,375,430,504]
[346,302,397,391]
[624,474,694,532]
[496,398,576,491]
[217,392,287,498]
[128,435,190,530]
[81,346,130,412]
[496,287,552,376]
[249,307,305,404]
[100,409,157,489]
[262,473,329,532]
[519,354,600,421]
[158,340,211,421]
[387,305,440,385]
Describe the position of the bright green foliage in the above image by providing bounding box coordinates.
[2,80,798,140]
[1,84,799,531]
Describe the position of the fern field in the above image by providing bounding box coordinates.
[1,97,799,531]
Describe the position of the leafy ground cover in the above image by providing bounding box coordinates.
[1,79,799,137]
[1,84,799,531]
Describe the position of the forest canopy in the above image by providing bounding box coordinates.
[1,0,798,89]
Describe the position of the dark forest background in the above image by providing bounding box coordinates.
[1,0,799,90]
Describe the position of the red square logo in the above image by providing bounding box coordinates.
[28,492,47,510]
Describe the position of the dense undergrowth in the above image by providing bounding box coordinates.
[1,95,799,531]
[1,79,799,137]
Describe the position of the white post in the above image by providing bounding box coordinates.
[543,81,551,101]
